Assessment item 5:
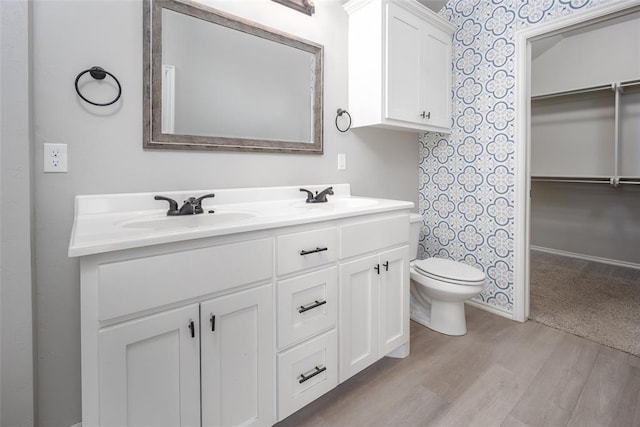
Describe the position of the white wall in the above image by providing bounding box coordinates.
[531,182,640,264]
[1,0,35,426]
[532,14,640,95]
[32,1,419,425]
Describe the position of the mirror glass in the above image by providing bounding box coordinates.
[144,0,324,153]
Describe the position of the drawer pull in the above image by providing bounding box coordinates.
[383,261,389,271]
[298,299,327,313]
[299,247,328,256]
[188,320,195,338]
[210,314,216,332]
[298,365,327,384]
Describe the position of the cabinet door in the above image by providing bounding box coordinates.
[378,246,410,356]
[421,23,451,129]
[385,2,422,124]
[98,304,200,427]
[200,284,275,427]
[339,255,379,382]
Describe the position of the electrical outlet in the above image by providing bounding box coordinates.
[44,143,68,173]
[338,153,346,170]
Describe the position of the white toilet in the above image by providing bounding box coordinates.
[409,214,486,336]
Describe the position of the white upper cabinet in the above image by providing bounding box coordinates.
[345,0,455,133]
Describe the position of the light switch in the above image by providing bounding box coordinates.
[338,153,346,170]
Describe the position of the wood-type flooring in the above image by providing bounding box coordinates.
[277,306,640,427]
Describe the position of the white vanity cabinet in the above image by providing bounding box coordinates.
[345,0,454,133]
[338,215,410,382]
[98,285,273,427]
[81,237,275,427]
[73,186,413,426]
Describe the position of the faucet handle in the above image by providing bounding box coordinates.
[300,188,314,203]
[195,193,215,205]
[314,186,334,203]
[154,195,180,216]
[193,193,215,214]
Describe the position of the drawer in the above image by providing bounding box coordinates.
[98,238,273,321]
[277,267,337,349]
[340,214,409,259]
[277,329,338,421]
[277,227,338,276]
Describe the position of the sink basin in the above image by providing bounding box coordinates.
[120,212,256,230]
[290,198,379,210]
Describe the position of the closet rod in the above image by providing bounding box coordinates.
[531,177,611,184]
[531,85,611,101]
[531,177,640,185]
[620,79,640,90]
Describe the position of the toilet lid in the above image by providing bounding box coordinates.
[413,258,485,283]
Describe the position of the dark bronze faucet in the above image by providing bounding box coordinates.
[154,193,215,216]
[300,186,334,203]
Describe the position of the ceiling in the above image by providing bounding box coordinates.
[417,0,447,13]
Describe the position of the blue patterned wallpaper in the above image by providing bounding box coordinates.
[417,0,612,313]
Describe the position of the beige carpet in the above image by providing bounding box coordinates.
[529,250,640,357]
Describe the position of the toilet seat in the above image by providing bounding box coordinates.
[412,258,485,286]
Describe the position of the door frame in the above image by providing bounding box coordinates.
[512,0,640,322]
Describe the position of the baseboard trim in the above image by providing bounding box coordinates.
[530,245,640,271]
[465,299,515,321]
[70,423,82,427]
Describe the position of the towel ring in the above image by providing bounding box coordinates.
[74,66,122,106]
[335,108,352,132]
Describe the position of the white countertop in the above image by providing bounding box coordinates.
[68,184,414,257]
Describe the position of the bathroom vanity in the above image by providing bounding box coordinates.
[69,184,413,426]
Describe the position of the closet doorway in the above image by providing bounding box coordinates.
[514,0,640,356]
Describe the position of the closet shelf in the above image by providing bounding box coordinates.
[531,78,640,101]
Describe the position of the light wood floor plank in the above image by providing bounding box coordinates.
[567,346,635,427]
[507,333,600,427]
[426,363,526,426]
[607,366,640,427]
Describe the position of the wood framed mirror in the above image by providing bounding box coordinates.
[143,0,324,153]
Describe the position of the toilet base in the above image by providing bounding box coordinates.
[411,297,467,336]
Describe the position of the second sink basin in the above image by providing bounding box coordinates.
[121,212,256,230]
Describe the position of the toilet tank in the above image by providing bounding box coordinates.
[409,213,422,260]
